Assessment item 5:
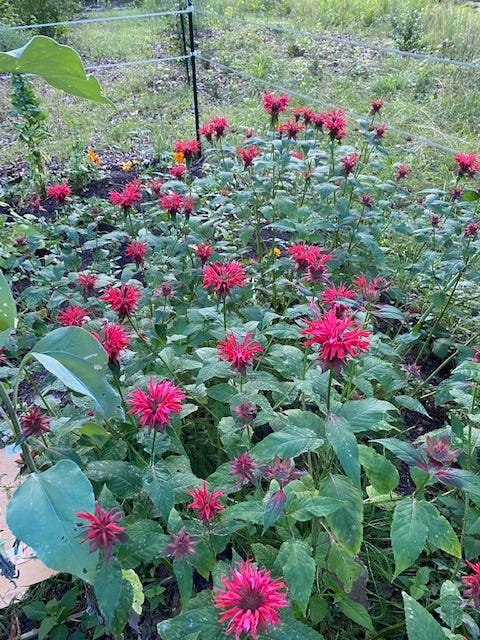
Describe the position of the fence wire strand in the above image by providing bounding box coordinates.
[195,54,460,154]
[85,54,190,71]
[8,10,187,31]
[196,10,480,73]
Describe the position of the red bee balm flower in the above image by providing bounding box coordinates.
[229,452,258,486]
[92,322,131,367]
[169,165,187,179]
[127,377,185,432]
[77,272,97,294]
[369,99,384,115]
[462,560,480,607]
[262,93,290,126]
[174,139,200,160]
[187,481,224,524]
[341,153,360,176]
[203,262,247,296]
[195,243,213,264]
[321,108,347,141]
[109,179,142,210]
[213,560,288,640]
[57,305,89,327]
[237,146,259,168]
[100,283,142,321]
[218,332,263,376]
[277,120,304,140]
[47,182,72,204]
[165,526,196,561]
[76,501,126,561]
[125,240,148,267]
[160,193,185,217]
[455,153,480,179]
[21,406,51,439]
[301,309,370,371]
[287,243,322,270]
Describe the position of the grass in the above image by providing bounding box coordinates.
[0,0,479,185]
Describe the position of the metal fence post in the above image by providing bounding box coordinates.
[179,6,190,84]
[186,0,201,147]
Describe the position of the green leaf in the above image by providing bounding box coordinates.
[276,540,315,616]
[394,395,430,416]
[265,345,305,380]
[374,438,426,468]
[122,569,144,615]
[143,466,174,521]
[391,497,428,578]
[288,495,345,521]
[325,414,360,486]
[174,558,193,609]
[439,580,462,630]
[327,541,363,593]
[6,460,98,582]
[417,502,461,558]
[252,425,323,461]
[157,591,224,640]
[402,592,447,640]
[30,326,121,418]
[0,36,112,104]
[95,559,122,629]
[337,598,374,631]
[117,520,170,569]
[319,475,363,555]
[263,488,286,533]
[440,468,480,496]
[86,460,142,499]
[358,445,399,492]
[110,579,133,640]
[0,270,16,348]
[339,398,397,432]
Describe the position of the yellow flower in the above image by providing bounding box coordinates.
[87,149,101,165]
[273,247,281,257]
[173,151,185,164]
[122,161,133,171]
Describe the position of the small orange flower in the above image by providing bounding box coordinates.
[273,247,281,257]
[122,160,133,171]
[173,151,185,164]
[87,149,101,165]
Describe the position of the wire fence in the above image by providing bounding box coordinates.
[2,2,478,155]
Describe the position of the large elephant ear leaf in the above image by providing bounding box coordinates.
[30,326,121,418]
[0,36,113,105]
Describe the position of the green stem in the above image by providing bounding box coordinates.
[326,368,334,412]
[150,429,157,467]
[0,382,37,473]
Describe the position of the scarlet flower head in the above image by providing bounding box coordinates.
[304,253,335,283]
[20,406,51,439]
[369,98,384,115]
[199,116,229,141]
[321,284,356,313]
[287,243,322,271]
[57,305,89,327]
[92,322,131,367]
[229,452,258,487]
[195,242,213,264]
[291,151,304,160]
[218,332,263,376]
[373,124,387,141]
[47,182,72,204]
[454,153,480,179]
[353,274,389,304]
[127,377,185,432]
[77,272,97,294]
[148,178,164,196]
[100,283,142,321]
[292,107,315,125]
[301,309,370,371]
[277,120,305,140]
[76,501,126,561]
[462,560,480,607]
[109,179,142,210]
[420,432,462,467]
[232,402,256,426]
[321,108,347,141]
[169,164,187,179]
[125,240,148,267]
[464,221,479,238]
[213,560,288,639]
[358,193,374,208]
[187,481,224,525]
[160,193,185,217]
[174,139,200,160]
[165,526,196,561]
[202,261,247,297]
[262,93,290,126]
[341,153,360,176]
[237,146,259,168]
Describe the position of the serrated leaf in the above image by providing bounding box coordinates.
[394,395,430,416]
[252,425,323,461]
[263,489,286,533]
[339,399,397,432]
[157,591,223,640]
[402,592,446,640]
[94,558,122,629]
[174,558,193,610]
[374,438,427,468]
[122,569,144,615]
[30,326,120,418]
[276,540,315,615]
[117,520,170,569]
[319,475,363,555]
[6,460,98,582]
[417,502,461,558]
[391,497,428,578]
[439,580,462,631]
[337,598,374,631]
[325,413,360,486]
[86,460,142,499]
[358,444,399,492]
[143,466,174,521]
[327,541,363,593]
[288,495,344,521]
